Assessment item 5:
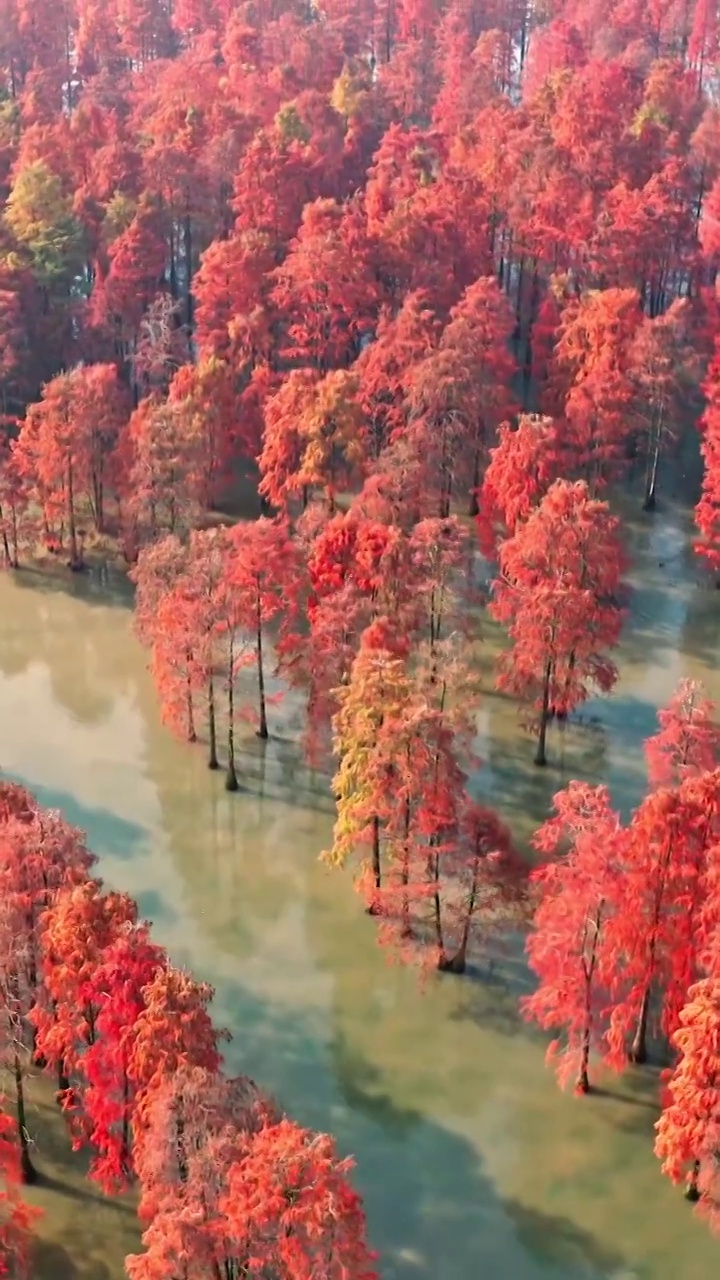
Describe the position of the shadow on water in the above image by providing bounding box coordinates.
[680,585,720,671]
[33,1241,111,1280]
[329,1026,425,1138]
[9,561,133,610]
[504,1201,629,1279]
[0,772,147,860]
[448,957,540,1042]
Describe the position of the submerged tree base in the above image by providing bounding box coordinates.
[20,1149,38,1185]
[225,769,239,792]
[438,952,467,975]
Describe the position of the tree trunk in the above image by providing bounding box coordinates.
[535,662,552,766]
[576,1026,590,1094]
[441,856,479,974]
[468,450,480,517]
[14,1055,37,1185]
[57,1060,70,1098]
[186,659,196,743]
[183,213,194,337]
[0,505,11,567]
[256,595,268,739]
[366,814,382,916]
[67,457,81,569]
[401,794,412,938]
[643,438,661,511]
[630,985,651,1064]
[225,637,239,792]
[431,850,445,964]
[207,676,219,770]
[686,1159,701,1202]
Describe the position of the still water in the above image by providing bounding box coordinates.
[0,500,719,1280]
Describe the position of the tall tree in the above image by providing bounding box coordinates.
[225,517,298,740]
[477,414,562,557]
[32,879,138,1103]
[549,288,642,491]
[629,298,698,509]
[606,770,720,1067]
[655,977,720,1211]
[522,783,626,1094]
[403,276,517,517]
[489,479,626,765]
[0,786,95,1181]
[16,365,128,564]
[645,679,720,788]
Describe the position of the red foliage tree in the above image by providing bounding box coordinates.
[403,275,517,516]
[126,1066,377,1280]
[628,298,698,509]
[522,782,626,1094]
[32,879,138,1100]
[17,363,129,564]
[219,1118,378,1280]
[0,785,95,1182]
[696,330,720,576]
[271,196,379,372]
[439,800,527,975]
[0,438,35,569]
[549,288,642,490]
[655,977,720,1211]
[0,1102,39,1279]
[606,770,720,1067]
[477,414,562,557]
[354,292,440,460]
[225,517,299,739]
[489,479,626,765]
[645,679,720,789]
[69,923,166,1193]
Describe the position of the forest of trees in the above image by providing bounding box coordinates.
[2,0,720,1273]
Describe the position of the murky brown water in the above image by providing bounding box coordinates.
[1,499,719,1280]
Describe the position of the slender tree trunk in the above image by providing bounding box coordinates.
[121,1071,131,1182]
[469,449,480,517]
[630,987,651,1064]
[366,814,382,916]
[183,213,194,337]
[67,457,80,569]
[57,1059,69,1098]
[401,794,412,938]
[576,1024,591,1094]
[185,655,196,743]
[207,675,219,769]
[225,636,239,792]
[431,849,445,964]
[535,662,553,766]
[256,594,268,739]
[0,504,11,567]
[644,436,661,511]
[441,856,479,975]
[14,1055,36,1184]
[686,1159,701,1202]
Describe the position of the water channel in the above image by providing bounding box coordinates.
[1,498,719,1280]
